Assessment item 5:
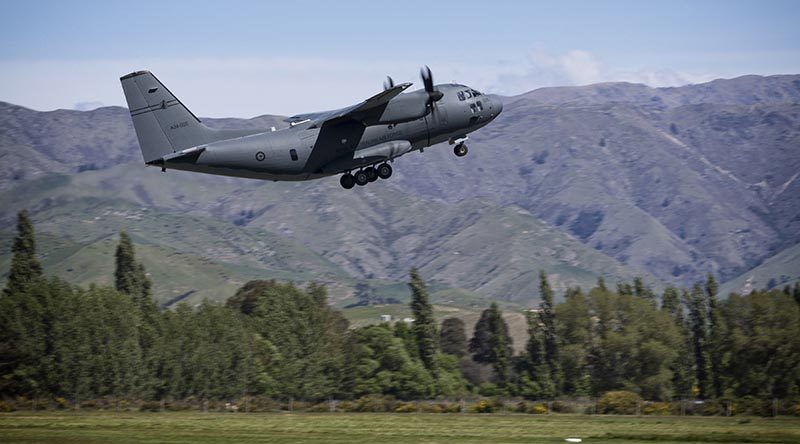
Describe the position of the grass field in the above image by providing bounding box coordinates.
[2,412,799,443]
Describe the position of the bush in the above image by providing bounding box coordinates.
[394,402,417,413]
[0,401,13,412]
[597,391,643,415]
[735,396,770,417]
[470,399,496,413]
[354,395,394,412]
[530,403,548,414]
[305,402,331,413]
[139,401,162,412]
[551,400,575,413]
[246,397,282,412]
[643,402,673,416]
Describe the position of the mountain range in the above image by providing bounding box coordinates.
[1,74,798,312]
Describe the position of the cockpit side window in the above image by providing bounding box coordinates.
[457,91,465,101]
[472,90,481,96]
[476,101,484,111]
[464,90,472,99]
[469,103,477,113]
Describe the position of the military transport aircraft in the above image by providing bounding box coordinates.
[120,67,502,189]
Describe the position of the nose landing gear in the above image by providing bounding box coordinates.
[454,144,468,157]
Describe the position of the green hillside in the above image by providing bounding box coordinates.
[719,242,800,296]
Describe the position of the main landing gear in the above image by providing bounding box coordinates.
[340,163,393,189]
[454,143,468,157]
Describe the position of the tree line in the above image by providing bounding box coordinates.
[1,210,799,407]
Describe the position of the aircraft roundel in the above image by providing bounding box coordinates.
[255,151,266,161]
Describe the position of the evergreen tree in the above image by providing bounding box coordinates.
[4,210,43,297]
[705,274,723,398]
[408,268,438,372]
[114,232,152,307]
[439,317,467,357]
[685,283,712,398]
[393,320,418,360]
[520,310,554,398]
[634,276,656,305]
[538,271,563,393]
[794,282,800,306]
[661,286,693,399]
[617,281,633,296]
[596,276,607,292]
[113,232,162,398]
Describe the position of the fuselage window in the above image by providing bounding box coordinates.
[290,149,298,161]
[464,90,473,99]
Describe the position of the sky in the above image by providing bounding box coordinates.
[1,0,799,117]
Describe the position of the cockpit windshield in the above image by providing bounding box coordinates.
[457,89,482,101]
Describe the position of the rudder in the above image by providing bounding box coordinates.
[120,71,211,163]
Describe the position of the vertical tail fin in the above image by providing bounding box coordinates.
[120,71,211,163]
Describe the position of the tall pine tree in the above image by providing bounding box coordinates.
[468,304,512,385]
[409,268,437,373]
[538,270,563,393]
[439,317,468,357]
[113,231,162,398]
[705,273,723,398]
[4,210,43,297]
[685,283,712,398]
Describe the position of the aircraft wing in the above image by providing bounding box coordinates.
[286,82,413,125]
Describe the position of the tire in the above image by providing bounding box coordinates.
[377,163,393,179]
[340,174,355,189]
[454,144,468,157]
[354,170,369,186]
[365,167,378,182]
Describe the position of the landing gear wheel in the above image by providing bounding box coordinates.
[365,166,378,182]
[340,173,355,189]
[354,170,369,186]
[377,163,393,179]
[454,144,469,157]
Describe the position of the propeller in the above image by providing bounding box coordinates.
[383,76,395,91]
[420,65,443,112]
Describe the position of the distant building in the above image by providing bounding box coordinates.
[379,314,392,323]
[403,317,414,324]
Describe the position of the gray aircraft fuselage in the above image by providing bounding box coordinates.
[120,70,502,187]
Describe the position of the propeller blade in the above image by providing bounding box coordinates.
[420,66,443,104]
[383,76,395,91]
[421,66,434,92]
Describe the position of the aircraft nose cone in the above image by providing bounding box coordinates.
[489,94,503,117]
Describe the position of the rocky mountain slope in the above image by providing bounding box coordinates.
[388,75,800,285]
[1,74,798,307]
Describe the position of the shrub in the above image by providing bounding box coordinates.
[643,402,673,416]
[551,400,575,413]
[54,397,70,409]
[514,401,528,413]
[597,391,643,415]
[419,403,444,413]
[139,401,162,412]
[354,395,394,412]
[394,402,417,413]
[470,399,496,413]
[530,403,548,414]
[735,396,770,417]
[0,401,13,412]
[305,402,331,413]
[246,397,282,412]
